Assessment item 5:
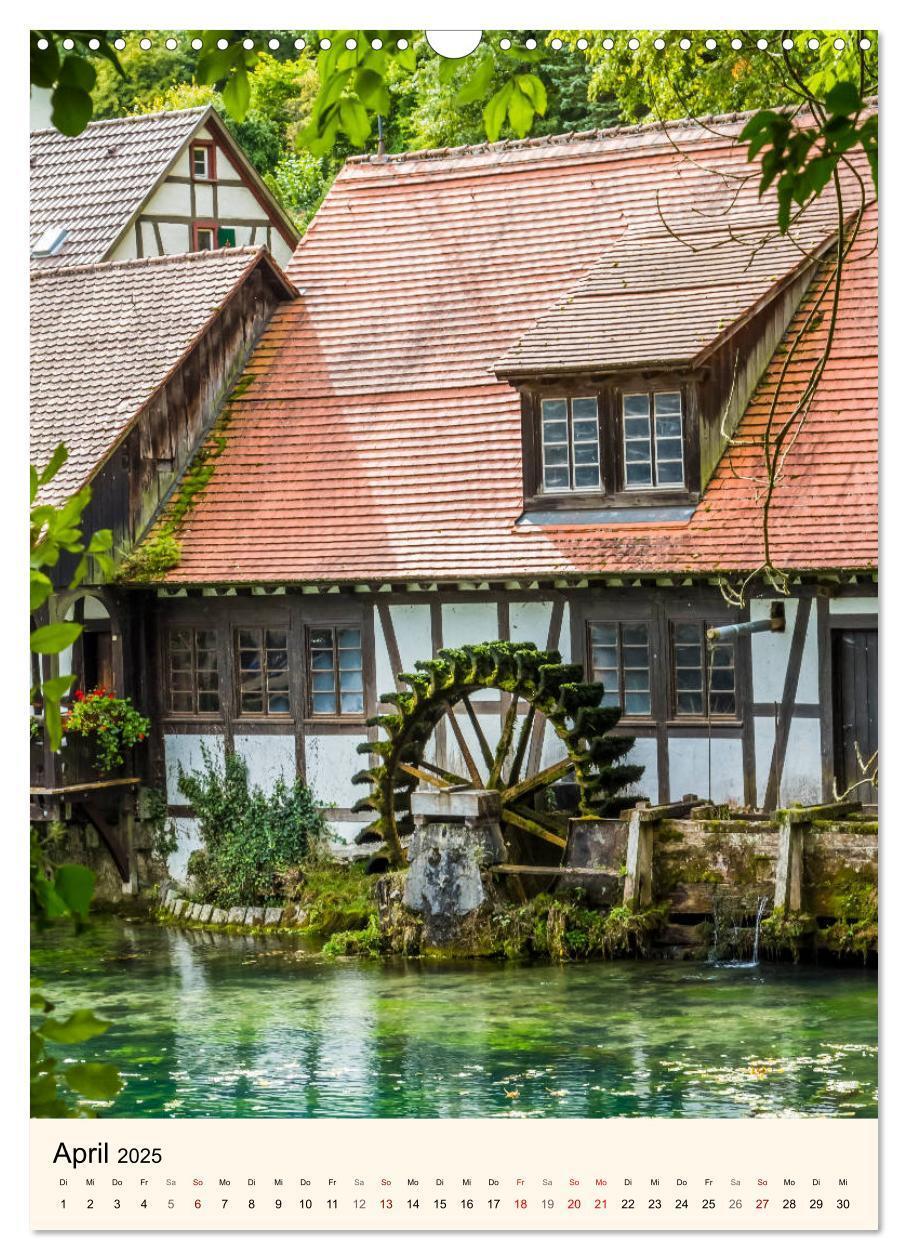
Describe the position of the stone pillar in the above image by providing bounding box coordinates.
[404,789,505,944]
[774,814,805,913]
[622,808,655,909]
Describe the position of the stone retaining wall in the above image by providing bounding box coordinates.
[158,887,298,930]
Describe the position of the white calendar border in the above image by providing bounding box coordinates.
[6,2,902,1253]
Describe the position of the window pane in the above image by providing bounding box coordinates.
[237,629,258,650]
[239,650,261,671]
[340,691,364,714]
[267,670,290,694]
[265,629,287,649]
[543,465,570,489]
[337,628,361,648]
[676,668,703,691]
[590,624,617,646]
[198,692,220,713]
[624,691,651,716]
[312,693,337,714]
[170,629,191,651]
[624,414,650,439]
[310,629,333,649]
[171,690,193,713]
[654,392,682,415]
[543,420,567,443]
[573,443,599,465]
[656,460,684,485]
[572,419,597,443]
[170,650,192,671]
[592,646,618,669]
[623,394,650,418]
[625,439,651,462]
[625,463,652,486]
[543,443,568,466]
[572,396,597,420]
[339,670,363,691]
[266,648,288,670]
[623,646,649,668]
[656,415,682,438]
[676,691,703,715]
[542,398,568,421]
[311,672,336,692]
[268,693,291,714]
[657,438,683,461]
[674,624,701,646]
[311,650,334,671]
[710,691,736,716]
[624,669,650,692]
[241,693,264,713]
[574,465,600,489]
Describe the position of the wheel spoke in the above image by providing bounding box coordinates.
[508,703,536,787]
[444,702,484,787]
[502,757,573,805]
[461,695,495,772]
[490,692,520,787]
[501,806,567,850]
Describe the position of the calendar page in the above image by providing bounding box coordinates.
[26,19,879,1236]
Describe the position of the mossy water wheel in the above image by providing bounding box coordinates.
[352,641,644,865]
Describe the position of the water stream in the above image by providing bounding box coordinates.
[31,916,877,1120]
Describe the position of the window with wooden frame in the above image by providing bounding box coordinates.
[588,621,652,716]
[622,390,685,489]
[190,141,216,181]
[236,627,291,716]
[540,395,601,492]
[307,626,364,716]
[167,628,220,714]
[670,621,737,718]
[193,221,217,251]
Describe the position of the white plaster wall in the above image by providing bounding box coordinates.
[780,718,822,806]
[751,597,800,704]
[107,232,138,262]
[195,182,215,219]
[326,818,364,846]
[625,736,659,804]
[164,733,225,806]
[233,733,297,793]
[168,816,202,883]
[754,715,822,806]
[144,180,192,218]
[304,733,367,810]
[829,596,878,616]
[218,182,264,218]
[171,143,191,177]
[159,221,191,254]
[442,602,499,701]
[268,235,294,267]
[669,737,744,805]
[374,603,432,695]
[508,600,553,650]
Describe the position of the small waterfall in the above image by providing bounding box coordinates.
[751,895,768,965]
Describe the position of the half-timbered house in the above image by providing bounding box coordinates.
[30,105,299,270]
[33,109,878,884]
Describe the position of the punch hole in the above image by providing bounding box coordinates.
[425,31,482,58]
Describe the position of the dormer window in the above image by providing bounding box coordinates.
[520,379,696,510]
[622,390,685,489]
[541,396,600,492]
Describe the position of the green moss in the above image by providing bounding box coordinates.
[759,910,817,962]
[117,374,253,583]
[323,915,383,958]
[294,862,379,936]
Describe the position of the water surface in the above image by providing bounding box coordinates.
[31,917,877,1119]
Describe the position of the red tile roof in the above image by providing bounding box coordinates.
[164,112,877,585]
[31,248,296,503]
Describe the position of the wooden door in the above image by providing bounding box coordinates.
[831,627,878,804]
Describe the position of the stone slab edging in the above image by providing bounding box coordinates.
[156,886,301,931]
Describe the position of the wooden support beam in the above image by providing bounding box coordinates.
[774,814,805,913]
[461,695,495,771]
[501,807,567,849]
[399,763,452,790]
[623,810,655,908]
[30,777,142,797]
[501,757,572,804]
[444,703,484,787]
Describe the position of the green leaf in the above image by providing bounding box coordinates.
[455,54,495,106]
[339,97,371,147]
[222,68,251,121]
[50,85,93,137]
[63,1062,124,1102]
[30,622,82,654]
[41,674,75,703]
[483,83,512,142]
[516,73,547,115]
[57,53,95,93]
[39,1009,110,1045]
[354,68,386,110]
[438,55,462,85]
[826,80,861,116]
[54,865,96,919]
[507,86,535,137]
[30,570,53,612]
[30,35,61,89]
[196,48,233,85]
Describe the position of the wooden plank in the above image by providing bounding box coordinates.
[399,763,451,790]
[30,777,141,797]
[491,864,608,876]
[79,800,130,882]
[527,595,564,775]
[444,703,483,787]
[461,695,495,770]
[763,598,812,811]
[377,602,403,685]
[501,807,567,849]
[490,692,519,786]
[501,756,572,804]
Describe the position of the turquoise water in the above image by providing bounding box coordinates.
[31,917,877,1119]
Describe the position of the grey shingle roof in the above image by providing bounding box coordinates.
[30,107,208,270]
[30,248,273,502]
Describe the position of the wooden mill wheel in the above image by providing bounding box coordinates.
[353,641,643,865]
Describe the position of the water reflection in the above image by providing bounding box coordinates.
[31,918,877,1120]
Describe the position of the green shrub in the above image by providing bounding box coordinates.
[180,748,331,907]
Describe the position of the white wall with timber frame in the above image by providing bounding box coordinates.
[152,581,877,876]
